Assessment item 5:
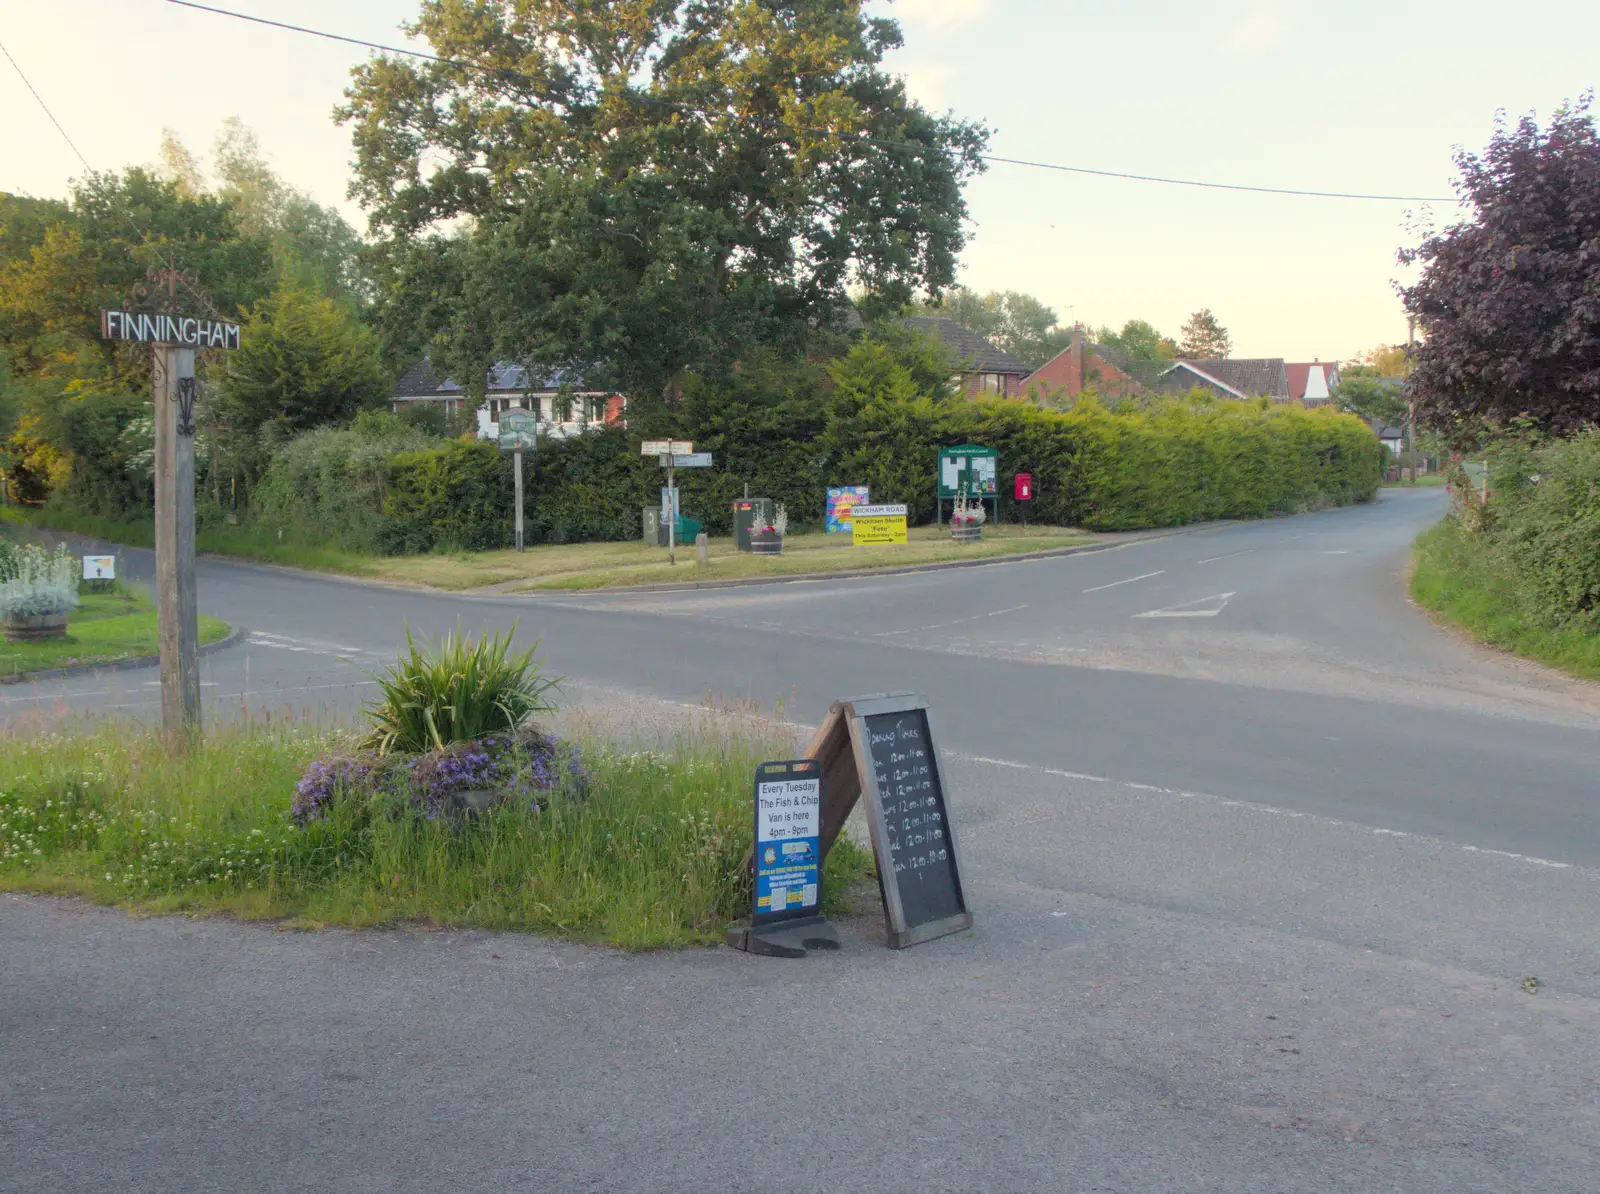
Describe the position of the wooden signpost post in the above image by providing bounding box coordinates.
[640,440,707,565]
[498,409,538,552]
[101,303,240,736]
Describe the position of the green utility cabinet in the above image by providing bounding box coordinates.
[732,498,775,552]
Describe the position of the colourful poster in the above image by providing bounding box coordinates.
[825,486,870,533]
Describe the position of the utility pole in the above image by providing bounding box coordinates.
[1407,315,1418,484]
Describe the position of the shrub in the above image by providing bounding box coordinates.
[362,623,561,754]
[252,412,437,552]
[1480,431,1600,629]
[0,543,80,619]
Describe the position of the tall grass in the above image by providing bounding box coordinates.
[0,717,873,948]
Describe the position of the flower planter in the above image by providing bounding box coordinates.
[950,523,983,544]
[4,611,69,644]
[750,529,783,556]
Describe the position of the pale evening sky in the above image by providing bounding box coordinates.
[3,1,1598,361]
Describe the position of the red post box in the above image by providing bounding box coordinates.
[1014,472,1033,501]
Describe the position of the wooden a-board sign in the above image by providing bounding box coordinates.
[806,692,973,949]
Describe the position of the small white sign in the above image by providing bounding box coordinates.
[641,440,671,455]
[756,777,821,842]
[850,504,909,519]
[82,555,115,581]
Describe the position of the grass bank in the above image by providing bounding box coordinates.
[1412,519,1600,682]
[0,718,873,948]
[1,586,230,679]
[10,506,1092,592]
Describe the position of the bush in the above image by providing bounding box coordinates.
[252,411,437,551]
[1463,431,1600,630]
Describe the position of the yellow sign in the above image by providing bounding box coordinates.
[852,503,908,546]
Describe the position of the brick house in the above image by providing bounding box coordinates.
[904,316,1033,398]
[391,358,626,439]
[1020,330,1143,402]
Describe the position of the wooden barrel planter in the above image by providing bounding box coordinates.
[750,530,783,556]
[4,612,70,644]
[950,523,983,544]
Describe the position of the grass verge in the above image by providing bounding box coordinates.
[1,586,231,679]
[8,506,1094,592]
[1411,519,1600,682]
[0,718,874,948]
[1381,475,1447,488]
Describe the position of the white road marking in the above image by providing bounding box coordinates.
[1197,550,1253,564]
[951,752,1577,871]
[1321,550,1352,555]
[985,604,1031,617]
[1134,592,1236,619]
[1082,570,1165,594]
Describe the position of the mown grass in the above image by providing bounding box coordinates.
[0,718,874,948]
[1411,519,1600,682]
[0,586,230,678]
[9,505,1092,592]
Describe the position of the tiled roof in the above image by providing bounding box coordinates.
[392,357,602,399]
[904,316,1033,375]
[1285,361,1343,400]
[1165,358,1291,398]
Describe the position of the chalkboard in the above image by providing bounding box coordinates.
[842,694,972,948]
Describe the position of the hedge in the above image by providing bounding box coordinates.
[353,397,1382,554]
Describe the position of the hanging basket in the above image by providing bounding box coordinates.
[4,611,70,644]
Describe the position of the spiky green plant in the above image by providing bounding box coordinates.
[362,622,561,755]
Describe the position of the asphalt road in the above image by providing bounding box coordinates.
[5,488,1600,1191]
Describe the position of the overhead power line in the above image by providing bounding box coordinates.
[0,35,95,172]
[164,0,1456,205]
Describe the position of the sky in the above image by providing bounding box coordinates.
[3,0,1598,362]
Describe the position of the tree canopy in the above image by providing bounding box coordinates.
[1402,96,1600,436]
[923,288,1072,368]
[1178,309,1232,359]
[1097,318,1178,363]
[339,0,989,406]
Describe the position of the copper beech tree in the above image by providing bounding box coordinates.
[1403,96,1600,437]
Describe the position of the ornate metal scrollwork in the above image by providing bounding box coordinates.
[176,377,198,437]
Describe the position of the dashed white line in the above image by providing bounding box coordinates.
[1197,549,1254,564]
[950,752,1577,871]
[1082,570,1165,594]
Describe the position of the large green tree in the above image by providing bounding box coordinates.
[159,121,369,304]
[340,0,988,408]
